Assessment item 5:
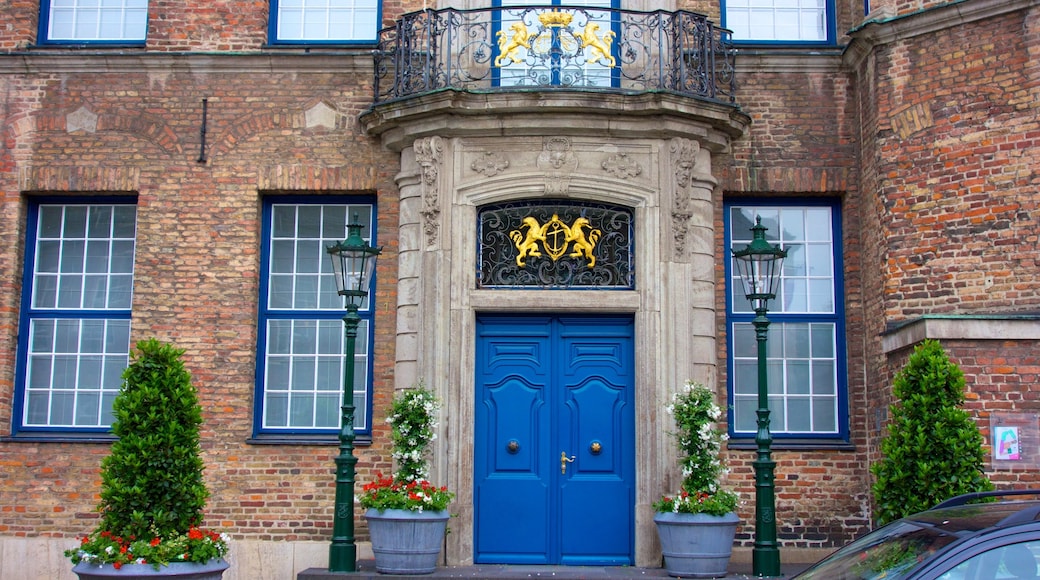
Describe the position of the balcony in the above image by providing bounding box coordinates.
[372,5,736,106]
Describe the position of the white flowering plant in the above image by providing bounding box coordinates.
[653,380,738,516]
[359,383,454,512]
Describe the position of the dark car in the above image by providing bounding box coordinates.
[792,490,1040,580]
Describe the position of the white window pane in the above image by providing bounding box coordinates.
[807,243,831,276]
[29,356,53,388]
[784,324,810,358]
[50,392,74,425]
[317,357,341,390]
[83,276,108,308]
[786,398,811,431]
[732,323,756,358]
[123,10,147,38]
[812,397,837,431]
[100,393,117,425]
[734,397,756,431]
[290,393,315,426]
[315,393,340,427]
[55,321,80,352]
[74,12,101,38]
[81,320,106,352]
[267,357,291,389]
[269,276,293,309]
[266,393,289,427]
[303,10,328,38]
[33,276,58,308]
[297,206,322,237]
[79,357,103,389]
[293,275,319,308]
[782,279,807,312]
[292,321,317,354]
[292,358,316,390]
[783,244,806,276]
[26,392,50,425]
[318,321,341,354]
[268,321,292,354]
[787,361,810,394]
[812,360,835,395]
[733,360,757,395]
[809,279,834,312]
[296,240,321,273]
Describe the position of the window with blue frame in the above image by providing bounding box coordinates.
[270,0,380,44]
[39,0,148,43]
[494,0,619,88]
[256,198,376,436]
[15,200,137,432]
[723,0,834,44]
[726,202,846,439]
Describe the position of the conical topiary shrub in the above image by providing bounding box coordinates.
[871,339,993,525]
[66,339,228,572]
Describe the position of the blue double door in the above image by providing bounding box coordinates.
[474,314,635,565]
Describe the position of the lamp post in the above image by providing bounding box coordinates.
[326,218,381,573]
[732,216,787,578]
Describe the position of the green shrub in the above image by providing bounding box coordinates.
[98,339,209,539]
[871,339,993,524]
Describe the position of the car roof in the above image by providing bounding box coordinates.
[905,500,1040,534]
[792,491,1040,580]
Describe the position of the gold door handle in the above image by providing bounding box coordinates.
[560,451,575,474]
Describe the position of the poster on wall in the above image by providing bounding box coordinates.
[990,413,1040,468]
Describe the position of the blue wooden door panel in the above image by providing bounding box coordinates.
[475,314,634,565]
[475,317,553,563]
[559,317,634,564]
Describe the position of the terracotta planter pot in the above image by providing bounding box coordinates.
[71,559,229,580]
[365,508,449,575]
[653,512,739,578]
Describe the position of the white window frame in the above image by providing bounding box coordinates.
[723,0,833,44]
[726,202,847,440]
[270,0,381,44]
[40,0,148,43]
[15,200,137,433]
[255,197,377,436]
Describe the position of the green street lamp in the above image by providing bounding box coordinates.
[732,216,787,578]
[326,218,381,573]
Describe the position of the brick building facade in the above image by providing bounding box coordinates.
[2,0,1040,578]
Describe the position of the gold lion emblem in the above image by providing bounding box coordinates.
[509,216,547,267]
[575,22,615,67]
[495,22,531,67]
[509,215,601,268]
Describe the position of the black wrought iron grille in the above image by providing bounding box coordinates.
[478,201,634,289]
[372,6,736,105]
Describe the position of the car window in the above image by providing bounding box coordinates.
[937,541,1040,580]
[795,521,960,579]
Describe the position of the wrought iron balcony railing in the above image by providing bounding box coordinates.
[372,6,736,105]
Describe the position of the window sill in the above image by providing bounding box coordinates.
[727,438,855,451]
[247,434,372,446]
[2,432,116,443]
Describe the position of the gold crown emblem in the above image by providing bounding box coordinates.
[538,10,573,27]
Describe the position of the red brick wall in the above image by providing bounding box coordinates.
[868,9,1040,322]
[0,62,400,543]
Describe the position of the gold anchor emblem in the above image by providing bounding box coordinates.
[509,214,601,268]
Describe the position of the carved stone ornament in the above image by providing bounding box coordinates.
[670,138,700,258]
[415,136,444,246]
[471,150,510,177]
[601,153,643,180]
[537,137,578,194]
[671,138,700,189]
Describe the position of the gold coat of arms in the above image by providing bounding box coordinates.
[509,214,602,268]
